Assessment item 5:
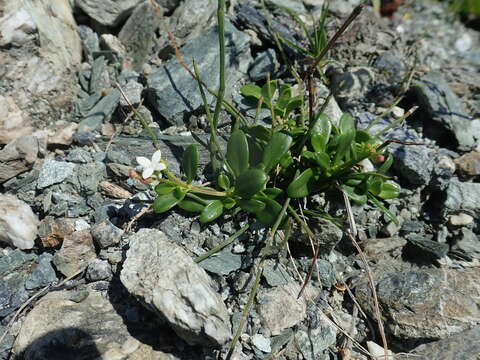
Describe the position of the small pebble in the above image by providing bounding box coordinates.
[449,213,474,226]
[251,334,271,353]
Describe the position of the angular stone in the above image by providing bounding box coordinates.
[91,219,124,248]
[257,283,308,336]
[118,80,143,106]
[75,0,143,27]
[0,95,33,145]
[86,259,112,282]
[355,268,480,340]
[38,216,76,248]
[293,312,337,357]
[249,49,279,81]
[391,143,433,186]
[198,250,242,276]
[121,228,231,346]
[454,151,480,177]
[25,253,58,290]
[451,228,480,261]
[53,230,97,277]
[0,6,36,47]
[0,135,39,183]
[147,21,250,125]
[413,72,479,151]
[78,90,120,132]
[118,1,159,71]
[13,284,172,358]
[37,159,76,189]
[0,194,39,249]
[443,178,480,216]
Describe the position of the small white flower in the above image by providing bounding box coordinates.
[136,150,166,179]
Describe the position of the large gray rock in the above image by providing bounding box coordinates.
[13,284,175,359]
[443,178,480,216]
[121,228,232,346]
[413,72,479,151]
[147,21,250,125]
[356,268,480,340]
[75,0,143,27]
[0,194,39,249]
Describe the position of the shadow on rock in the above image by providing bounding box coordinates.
[14,328,101,360]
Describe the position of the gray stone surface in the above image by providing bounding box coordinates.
[390,144,433,186]
[118,1,158,71]
[406,234,449,259]
[78,25,99,62]
[89,56,110,94]
[356,268,480,340]
[75,0,143,27]
[0,194,39,249]
[443,178,480,216]
[25,253,57,290]
[13,284,174,359]
[53,230,97,277]
[199,250,242,275]
[396,326,480,360]
[78,90,120,132]
[121,228,232,346]
[249,49,279,81]
[86,259,112,281]
[0,135,39,183]
[147,20,250,125]
[118,79,143,106]
[37,159,76,189]
[262,260,291,287]
[156,0,181,11]
[293,312,337,360]
[91,219,124,248]
[413,71,479,151]
[451,228,480,261]
[75,162,106,195]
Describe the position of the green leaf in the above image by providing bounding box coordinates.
[199,200,224,223]
[256,198,282,226]
[153,190,185,213]
[287,168,316,198]
[341,184,367,204]
[261,80,277,101]
[238,198,266,213]
[155,183,175,195]
[333,131,355,166]
[367,177,382,196]
[284,96,303,117]
[247,126,270,141]
[311,114,331,152]
[339,113,355,134]
[234,168,268,198]
[355,130,371,144]
[263,187,283,199]
[177,199,205,213]
[227,130,249,178]
[378,181,401,199]
[240,84,262,99]
[217,174,231,190]
[222,197,236,209]
[262,132,293,172]
[368,194,399,225]
[276,84,292,110]
[377,153,393,174]
[182,144,199,184]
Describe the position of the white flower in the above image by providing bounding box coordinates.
[136,150,166,179]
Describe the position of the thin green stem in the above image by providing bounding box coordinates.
[195,223,250,263]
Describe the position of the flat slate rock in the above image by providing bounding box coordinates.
[146,20,250,125]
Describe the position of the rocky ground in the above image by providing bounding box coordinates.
[1,0,480,359]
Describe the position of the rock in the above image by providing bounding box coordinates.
[118,79,143,106]
[248,49,279,81]
[257,283,309,336]
[448,213,474,226]
[75,0,143,27]
[167,0,216,43]
[198,250,243,275]
[91,219,124,248]
[454,33,472,53]
[52,230,97,277]
[251,334,271,353]
[78,25,99,62]
[25,253,58,290]
[413,72,478,151]
[38,216,76,248]
[121,228,232,346]
[89,56,110,94]
[0,135,39,183]
[451,228,480,261]
[293,312,337,359]
[293,218,343,254]
[75,162,106,195]
[374,50,407,83]
[86,259,112,282]
[37,159,76,189]
[0,7,36,47]
[0,194,39,249]
[78,90,120,132]
[355,268,480,340]
[147,20,250,125]
[327,66,375,106]
[156,0,181,12]
[75,219,90,231]
[13,284,172,359]
[0,95,34,145]
[267,0,307,13]
[396,326,480,360]
[442,178,480,217]
[454,151,480,177]
[262,260,291,287]
[118,1,159,71]
[406,234,449,260]
[47,123,78,146]
[390,143,433,186]
[367,341,394,360]
[99,34,127,63]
